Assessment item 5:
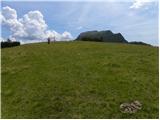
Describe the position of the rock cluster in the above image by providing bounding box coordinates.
[120,100,142,113]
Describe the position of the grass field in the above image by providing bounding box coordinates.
[1,41,159,118]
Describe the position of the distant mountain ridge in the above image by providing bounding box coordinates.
[76,30,150,46]
[128,41,151,46]
[76,30,128,43]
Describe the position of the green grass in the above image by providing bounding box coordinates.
[1,41,159,118]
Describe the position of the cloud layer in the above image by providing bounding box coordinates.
[130,0,156,9]
[1,6,73,43]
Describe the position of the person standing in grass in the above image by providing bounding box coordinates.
[47,37,50,44]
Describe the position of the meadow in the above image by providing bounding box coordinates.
[1,41,159,118]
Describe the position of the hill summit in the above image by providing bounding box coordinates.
[76,30,128,43]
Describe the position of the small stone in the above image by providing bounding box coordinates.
[120,100,142,113]
[133,100,142,109]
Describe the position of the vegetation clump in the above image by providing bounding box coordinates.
[1,39,20,48]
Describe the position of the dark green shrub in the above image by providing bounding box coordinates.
[1,41,20,48]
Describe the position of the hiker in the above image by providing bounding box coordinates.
[47,37,51,44]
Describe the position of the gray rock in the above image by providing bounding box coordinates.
[76,30,128,43]
[120,100,142,113]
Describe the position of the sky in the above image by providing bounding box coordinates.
[0,0,159,45]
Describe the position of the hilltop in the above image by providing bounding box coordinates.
[1,41,158,118]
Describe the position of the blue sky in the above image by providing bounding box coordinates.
[1,0,159,45]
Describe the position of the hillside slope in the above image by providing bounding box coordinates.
[1,41,158,118]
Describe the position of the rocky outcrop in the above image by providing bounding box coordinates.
[76,30,128,43]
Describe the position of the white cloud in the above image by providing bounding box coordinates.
[62,31,73,41]
[1,6,27,39]
[0,12,5,24]
[130,0,157,9]
[2,6,17,19]
[1,6,73,43]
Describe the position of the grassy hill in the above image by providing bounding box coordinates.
[1,41,158,118]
